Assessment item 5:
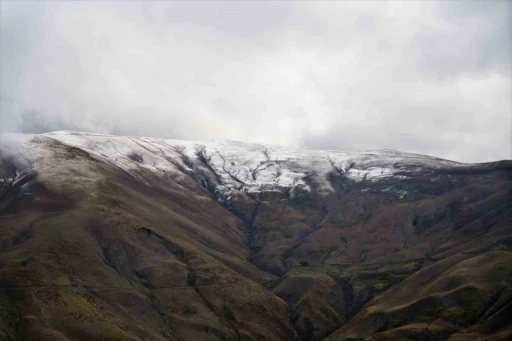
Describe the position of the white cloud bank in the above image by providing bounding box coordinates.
[1,1,510,162]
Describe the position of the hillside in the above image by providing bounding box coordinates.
[0,131,511,341]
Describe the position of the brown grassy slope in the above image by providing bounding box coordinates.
[0,138,297,341]
[324,251,512,341]
[0,135,511,341]
[262,162,512,340]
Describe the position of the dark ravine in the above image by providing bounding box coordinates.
[0,131,511,341]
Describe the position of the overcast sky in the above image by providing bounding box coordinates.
[1,1,510,162]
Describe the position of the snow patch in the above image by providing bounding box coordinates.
[39,131,463,197]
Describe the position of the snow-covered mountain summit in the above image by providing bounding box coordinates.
[2,130,470,200]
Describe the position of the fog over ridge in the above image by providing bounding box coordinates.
[1,1,510,163]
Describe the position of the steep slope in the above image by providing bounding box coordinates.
[0,131,510,341]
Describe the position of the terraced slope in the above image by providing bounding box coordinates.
[0,131,510,341]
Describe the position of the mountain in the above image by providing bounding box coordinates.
[0,131,511,341]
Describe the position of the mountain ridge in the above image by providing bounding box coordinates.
[0,131,511,341]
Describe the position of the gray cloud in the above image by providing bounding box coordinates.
[0,1,510,162]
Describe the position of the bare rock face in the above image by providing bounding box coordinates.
[0,131,511,341]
